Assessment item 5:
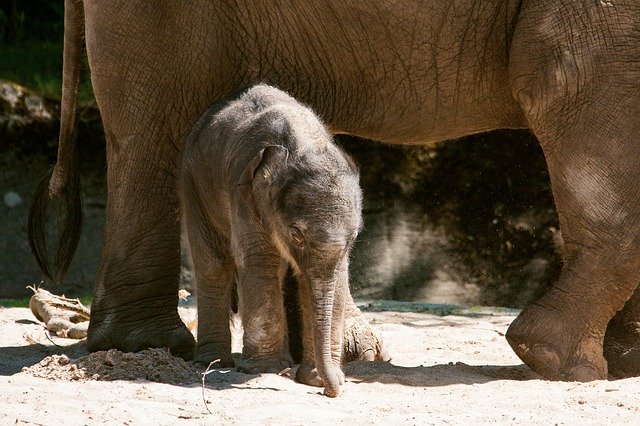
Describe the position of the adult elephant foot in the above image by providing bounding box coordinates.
[87,304,195,360]
[506,301,606,381]
[342,295,391,363]
[85,209,196,359]
[84,145,196,360]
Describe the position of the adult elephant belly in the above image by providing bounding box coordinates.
[196,1,528,145]
[55,0,640,381]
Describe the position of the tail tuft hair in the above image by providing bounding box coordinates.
[27,164,83,284]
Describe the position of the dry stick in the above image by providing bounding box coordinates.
[201,359,221,415]
[15,420,46,426]
[42,326,63,347]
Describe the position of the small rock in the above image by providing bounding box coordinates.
[0,81,22,110]
[25,95,52,119]
[3,191,22,208]
[104,349,118,367]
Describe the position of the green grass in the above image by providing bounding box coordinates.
[359,300,520,317]
[0,296,92,308]
[0,41,94,102]
[0,298,32,308]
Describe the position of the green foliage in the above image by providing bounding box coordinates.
[0,0,93,101]
[1,0,64,44]
[0,41,93,101]
[0,9,6,34]
[0,296,92,308]
[0,298,31,308]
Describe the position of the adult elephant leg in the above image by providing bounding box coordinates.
[507,1,640,380]
[342,292,390,362]
[505,130,640,380]
[81,1,202,358]
[87,133,195,359]
[604,288,640,378]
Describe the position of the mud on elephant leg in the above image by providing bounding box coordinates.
[506,1,640,381]
[604,289,640,378]
[87,139,195,359]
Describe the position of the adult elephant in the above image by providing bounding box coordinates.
[30,0,640,381]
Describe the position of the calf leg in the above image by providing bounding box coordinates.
[295,271,324,387]
[235,238,292,373]
[181,192,235,367]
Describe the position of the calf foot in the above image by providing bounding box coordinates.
[295,361,345,397]
[295,362,323,387]
[604,321,640,378]
[236,356,292,374]
[88,308,195,360]
[506,303,607,381]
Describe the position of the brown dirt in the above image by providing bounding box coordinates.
[23,348,199,385]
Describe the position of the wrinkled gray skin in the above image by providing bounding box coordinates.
[34,0,640,382]
[180,85,361,397]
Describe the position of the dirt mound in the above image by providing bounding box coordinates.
[22,348,199,385]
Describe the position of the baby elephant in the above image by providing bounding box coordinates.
[179,84,362,397]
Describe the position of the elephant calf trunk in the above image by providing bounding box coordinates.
[312,283,342,397]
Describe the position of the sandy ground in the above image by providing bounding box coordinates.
[1,302,639,425]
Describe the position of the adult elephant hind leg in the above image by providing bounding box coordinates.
[507,1,640,381]
[342,293,390,363]
[505,135,640,380]
[87,137,195,359]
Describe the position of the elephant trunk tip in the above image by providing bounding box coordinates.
[323,386,340,398]
[322,371,342,397]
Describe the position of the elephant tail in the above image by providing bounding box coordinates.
[28,0,85,284]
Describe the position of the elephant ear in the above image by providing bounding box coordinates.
[341,149,359,175]
[238,145,290,206]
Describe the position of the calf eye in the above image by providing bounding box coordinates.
[290,226,305,247]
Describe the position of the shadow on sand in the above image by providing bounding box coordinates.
[345,360,541,387]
